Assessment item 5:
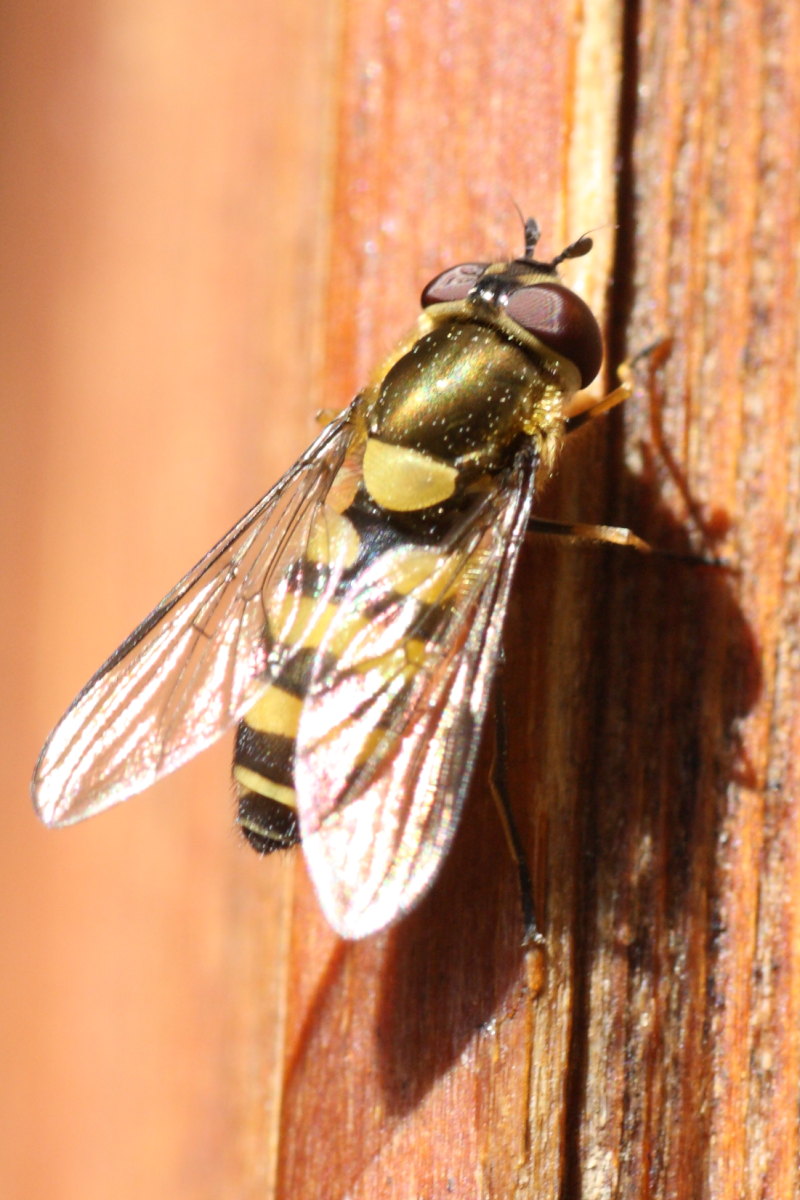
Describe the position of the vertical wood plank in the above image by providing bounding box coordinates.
[612,2,800,1197]
[275,0,800,1197]
[276,1,627,1197]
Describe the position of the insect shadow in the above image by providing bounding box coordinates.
[275,423,760,1181]
[371,431,761,1116]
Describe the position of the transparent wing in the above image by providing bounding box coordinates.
[295,456,538,938]
[33,417,356,827]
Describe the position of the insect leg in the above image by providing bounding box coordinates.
[526,516,655,554]
[525,517,729,570]
[490,655,542,946]
[563,338,669,430]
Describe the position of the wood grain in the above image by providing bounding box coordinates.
[275,0,800,1197]
[6,0,799,1197]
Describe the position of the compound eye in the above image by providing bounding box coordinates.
[505,282,603,388]
[421,262,487,307]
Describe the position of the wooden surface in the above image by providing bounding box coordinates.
[3,0,799,1197]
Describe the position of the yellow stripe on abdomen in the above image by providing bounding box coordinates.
[245,685,302,739]
[233,764,296,809]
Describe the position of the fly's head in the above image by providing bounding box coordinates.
[420,218,603,392]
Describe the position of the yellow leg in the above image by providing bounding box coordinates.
[527,516,654,554]
[526,515,727,566]
[563,338,670,424]
[489,657,542,948]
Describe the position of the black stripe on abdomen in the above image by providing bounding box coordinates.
[233,683,302,853]
[236,722,295,787]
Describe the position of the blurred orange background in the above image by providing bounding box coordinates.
[0,3,330,1195]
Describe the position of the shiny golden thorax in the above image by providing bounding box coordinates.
[349,250,600,514]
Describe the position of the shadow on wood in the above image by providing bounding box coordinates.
[274,430,761,1195]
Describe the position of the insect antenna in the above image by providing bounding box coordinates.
[549,232,594,269]
[523,217,542,259]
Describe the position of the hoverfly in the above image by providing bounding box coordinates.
[32,219,630,940]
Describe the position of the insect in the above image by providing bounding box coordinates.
[32,219,633,940]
